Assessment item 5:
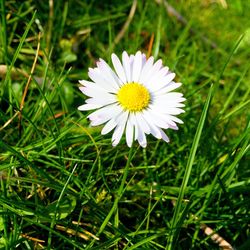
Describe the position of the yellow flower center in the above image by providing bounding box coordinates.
[117,82,150,112]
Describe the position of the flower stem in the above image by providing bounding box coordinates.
[97,143,134,235]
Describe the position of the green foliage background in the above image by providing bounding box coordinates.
[0,0,249,249]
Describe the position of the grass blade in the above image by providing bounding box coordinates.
[167,84,214,249]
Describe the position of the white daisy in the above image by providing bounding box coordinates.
[78,51,185,147]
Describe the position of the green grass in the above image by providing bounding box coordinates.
[0,0,250,249]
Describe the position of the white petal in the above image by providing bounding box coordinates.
[158,92,184,100]
[147,72,175,92]
[97,59,122,88]
[130,113,138,140]
[78,103,101,111]
[144,66,169,88]
[122,51,131,82]
[79,83,117,105]
[135,113,150,134]
[154,97,186,107]
[88,104,122,126]
[85,95,116,106]
[79,80,99,91]
[112,111,129,146]
[153,99,186,109]
[129,54,135,63]
[79,86,112,98]
[112,53,127,83]
[156,107,185,115]
[137,127,147,148]
[87,104,120,120]
[88,68,117,93]
[159,66,169,76]
[102,109,129,135]
[101,118,117,135]
[172,103,185,108]
[125,115,134,147]
[166,114,184,124]
[132,51,142,82]
[155,82,182,95]
[139,56,154,83]
[112,126,124,147]
[141,53,147,66]
[158,128,170,143]
[79,79,94,86]
[148,106,182,127]
[148,123,162,139]
[141,111,162,139]
[140,59,162,85]
[144,109,169,129]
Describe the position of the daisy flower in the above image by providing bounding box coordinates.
[78,51,185,147]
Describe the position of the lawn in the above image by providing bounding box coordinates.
[0,0,249,249]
